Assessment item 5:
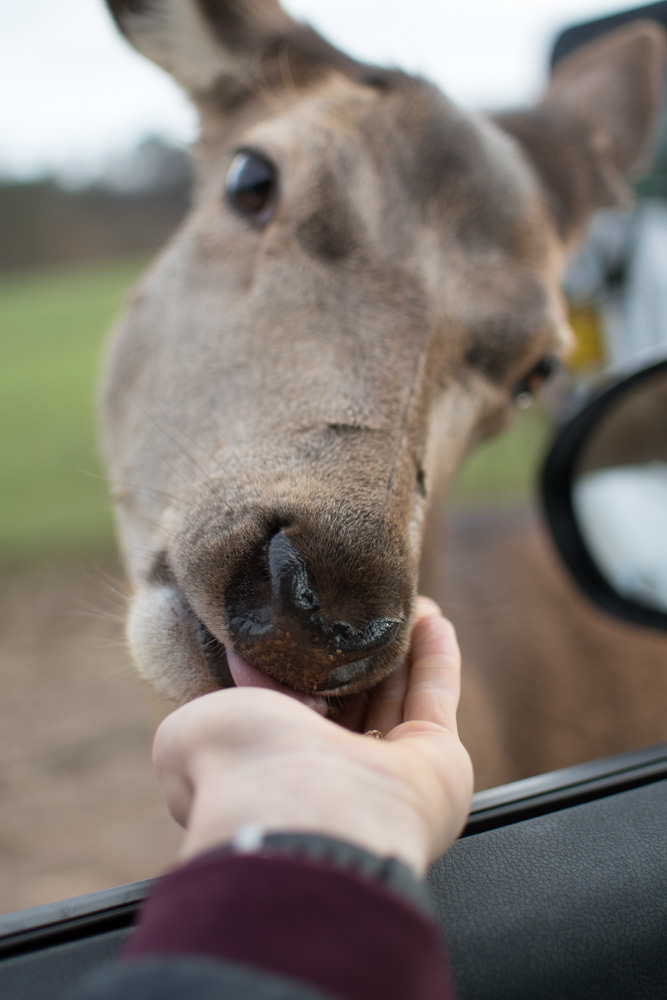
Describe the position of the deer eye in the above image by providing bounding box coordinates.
[226,150,278,224]
[513,354,559,408]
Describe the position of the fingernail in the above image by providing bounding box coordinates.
[414,596,442,618]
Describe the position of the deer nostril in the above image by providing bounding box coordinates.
[354,616,401,649]
[320,616,400,656]
[268,529,320,616]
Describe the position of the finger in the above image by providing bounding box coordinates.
[364,597,442,733]
[152,716,194,827]
[401,614,462,734]
[413,595,443,622]
[364,654,409,734]
[365,597,447,734]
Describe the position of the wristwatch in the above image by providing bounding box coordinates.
[220,824,434,916]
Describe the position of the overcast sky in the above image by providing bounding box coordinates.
[0,0,646,181]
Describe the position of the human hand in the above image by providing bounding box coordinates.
[152,598,474,876]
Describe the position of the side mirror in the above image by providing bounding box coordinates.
[541,350,667,631]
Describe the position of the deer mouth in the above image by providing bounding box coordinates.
[195,616,331,717]
[135,552,400,722]
[193,613,388,730]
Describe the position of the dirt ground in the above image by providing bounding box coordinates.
[0,560,180,915]
[2,506,667,916]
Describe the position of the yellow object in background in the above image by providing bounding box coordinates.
[568,305,604,371]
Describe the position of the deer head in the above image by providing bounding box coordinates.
[101,1,664,719]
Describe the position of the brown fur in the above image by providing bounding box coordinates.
[421,506,667,790]
[102,1,665,777]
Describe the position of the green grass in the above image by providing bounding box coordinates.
[1,257,550,564]
[0,258,146,563]
[451,407,551,505]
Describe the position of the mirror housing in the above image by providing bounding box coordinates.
[541,348,667,631]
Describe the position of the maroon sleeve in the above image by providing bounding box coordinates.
[122,850,456,1000]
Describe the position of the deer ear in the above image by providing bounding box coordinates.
[106,0,289,96]
[497,21,666,245]
[106,0,361,105]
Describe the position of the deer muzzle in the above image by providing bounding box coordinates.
[165,494,415,704]
[223,528,401,692]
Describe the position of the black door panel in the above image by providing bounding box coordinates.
[2,778,666,1000]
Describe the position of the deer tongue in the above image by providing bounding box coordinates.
[225,648,329,716]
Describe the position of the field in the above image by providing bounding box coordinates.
[1,259,144,563]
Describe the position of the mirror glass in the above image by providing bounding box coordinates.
[573,367,667,613]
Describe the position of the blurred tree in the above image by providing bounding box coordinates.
[0,138,191,272]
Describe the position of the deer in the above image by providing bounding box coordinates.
[101,0,666,788]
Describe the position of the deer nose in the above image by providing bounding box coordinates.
[226,529,401,692]
[268,530,399,661]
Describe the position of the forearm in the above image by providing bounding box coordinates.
[121,835,456,1000]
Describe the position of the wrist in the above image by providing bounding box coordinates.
[179,768,430,875]
[183,827,434,915]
